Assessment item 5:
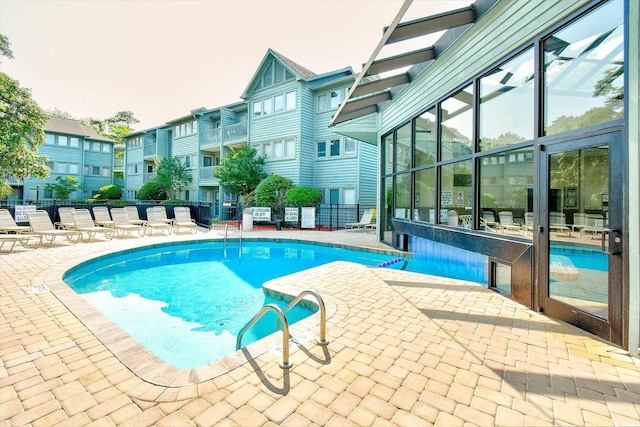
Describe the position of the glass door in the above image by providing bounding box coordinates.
[540,131,623,345]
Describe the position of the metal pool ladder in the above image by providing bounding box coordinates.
[236,290,328,369]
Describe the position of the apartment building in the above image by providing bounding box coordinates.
[124,49,377,217]
[11,116,118,201]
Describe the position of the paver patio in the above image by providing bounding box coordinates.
[1,228,639,426]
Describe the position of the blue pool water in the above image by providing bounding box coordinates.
[63,240,414,369]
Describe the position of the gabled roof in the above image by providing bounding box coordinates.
[44,116,116,143]
[330,0,499,127]
[241,48,317,99]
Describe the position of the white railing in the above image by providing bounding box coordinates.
[200,128,221,146]
[223,122,247,141]
[143,144,156,157]
[143,172,156,183]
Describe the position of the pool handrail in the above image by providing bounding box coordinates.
[278,290,329,345]
[236,303,292,369]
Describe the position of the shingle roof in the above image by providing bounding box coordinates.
[271,50,316,79]
[44,116,116,143]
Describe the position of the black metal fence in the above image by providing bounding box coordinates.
[1,200,377,232]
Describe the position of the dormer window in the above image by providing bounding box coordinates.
[255,60,295,90]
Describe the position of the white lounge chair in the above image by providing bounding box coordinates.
[72,209,114,241]
[92,206,114,227]
[55,207,76,230]
[498,211,522,234]
[0,208,32,234]
[173,207,197,234]
[124,206,147,226]
[110,208,145,238]
[145,207,173,236]
[26,210,80,246]
[345,210,374,231]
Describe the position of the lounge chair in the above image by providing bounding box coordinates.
[580,214,606,239]
[549,212,572,237]
[0,208,32,233]
[72,209,114,241]
[55,207,76,230]
[92,206,114,227]
[0,234,42,253]
[345,210,374,231]
[447,210,459,226]
[26,210,80,246]
[110,208,145,238]
[145,207,173,236]
[173,206,197,234]
[124,206,147,226]
[522,212,534,235]
[571,212,589,234]
[498,211,522,234]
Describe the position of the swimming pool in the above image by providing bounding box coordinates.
[63,239,409,369]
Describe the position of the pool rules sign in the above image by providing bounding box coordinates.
[301,207,315,229]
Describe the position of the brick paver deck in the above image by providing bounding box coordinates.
[1,228,639,426]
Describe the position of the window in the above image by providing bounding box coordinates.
[317,141,326,158]
[46,134,55,145]
[58,136,68,146]
[203,156,213,167]
[255,60,295,90]
[261,138,296,160]
[263,98,273,116]
[543,0,624,135]
[329,189,339,204]
[440,85,473,161]
[274,94,284,112]
[344,138,356,156]
[318,94,329,111]
[330,90,343,109]
[330,139,340,156]
[92,166,100,175]
[415,108,437,166]
[69,163,79,174]
[480,48,535,150]
[69,137,79,148]
[102,144,111,153]
[253,101,262,117]
[318,88,345,111]
[174,120,198,138]
[285,91,296,110]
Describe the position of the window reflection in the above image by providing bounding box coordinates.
[383,134,393,176]
[395,124,412,172]
[414,168,436,223]
[480,148,534,233]
[394,173,411,219]
[544,0,624,135]
[480,49,534,150]
[415,108,437,166]
[441,85,473,161]
[440,160,472,226]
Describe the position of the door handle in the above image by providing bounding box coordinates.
[601,229,622,255]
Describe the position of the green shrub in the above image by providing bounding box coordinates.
[286,186,322,207]
[92,184,122,200]
[160,199,189,206]
[255,175,294,218]
[137,181,166,200]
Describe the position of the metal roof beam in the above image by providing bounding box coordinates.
[341,91,392,114]
[351,73,411,97]
[365,47,435,76]
[331,105,378,125]
[384,6,476,45]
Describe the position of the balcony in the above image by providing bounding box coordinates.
[200,129,221,150]
[114,158,125,168]
[143,144,157,158]
[199,166,219,185]
[143,172,156,183]
[222,122,247,144]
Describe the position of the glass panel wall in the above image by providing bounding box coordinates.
[543,0,624,135]
[382,177,393,243]
[480,49,535,150]
[383,134,393,175]
[415,108,437,166]
[394,173,411,220]
[440,84,473,161]
[480,148,534,234]
[414,168,436,223]
[440,160,472,226]
[395,124,412,173]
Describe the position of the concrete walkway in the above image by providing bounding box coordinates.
[1,228,639,426]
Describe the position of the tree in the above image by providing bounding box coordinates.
[154,156,192,200]
[85,110,139,143]
[0,35,50,198]
[215,146,266,202]
[255,175,294,219]
[45,175,84,199]
[45,108,74,119]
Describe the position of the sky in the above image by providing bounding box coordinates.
[0,0,470,131]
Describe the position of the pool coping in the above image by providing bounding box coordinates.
[33,237,396,387]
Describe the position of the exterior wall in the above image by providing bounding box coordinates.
[24,141,84,200]
[379,0,591,136]
[82,139,114,197]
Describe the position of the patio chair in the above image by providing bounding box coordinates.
[345,210,373,231]
[55,207,76,230]
[522,212,534,235]
[72,209,114,241]
[580,214,606,239]
[0,234,41,253]
[124,206,147,226]
[173,206,197,234]
[498,211,522,234]
[145,207,173,236]
[571,212,589,234]
[549,212,571,237]
[0,208,32,233]
[109,208,145,238]
[26,210,80,246]
[92,206,114,227]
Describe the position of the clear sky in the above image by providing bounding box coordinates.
[1,0,469,131]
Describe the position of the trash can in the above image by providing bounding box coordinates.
[242,208,253,231]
